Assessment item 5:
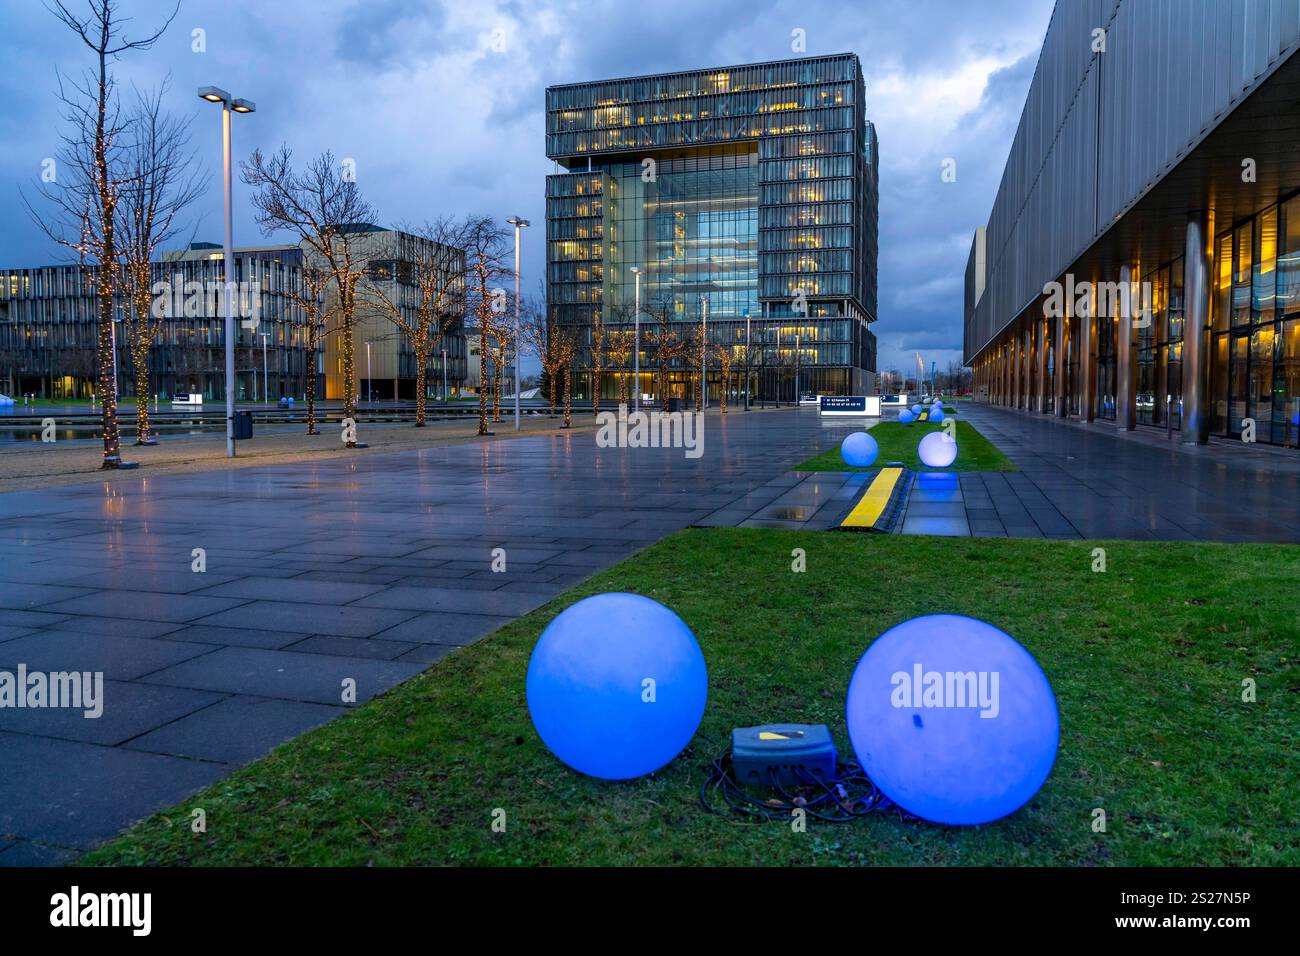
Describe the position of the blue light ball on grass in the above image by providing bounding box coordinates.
[899,409,915,424]
[840,431,879,467]
[911,404,923,417]
[918,430,957,467]
[928,405,945,424]
[526,592,707,780]
[846,613,1059,825]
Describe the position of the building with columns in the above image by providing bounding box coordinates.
[965,0,1300,449]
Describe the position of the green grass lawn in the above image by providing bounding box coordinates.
[795,419,1016,472]
[83,529,1298,867]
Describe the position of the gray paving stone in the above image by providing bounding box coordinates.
[139,646,427,704]
[0,731,227,849]
[0,842,79,867]
[284,634,419,660]
[191,600,418,638]
[40,590,248,623]
[0,630,220,681]
[0,679,223,746]
[124,696,344,764]
[195,577,389,605]
[354,586,548,616]
[371,611,515,645]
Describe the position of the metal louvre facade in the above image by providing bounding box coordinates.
[966,0,1300,365]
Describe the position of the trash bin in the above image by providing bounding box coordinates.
[233,410,253,440]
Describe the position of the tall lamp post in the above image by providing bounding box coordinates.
[364,340,372,404]
[700,295,708,410]
[441,347,448,403]
[744,310,751,411]
[259,332,269,403]
[630,266,641,412]
[506,216,529,431]
[198,86,254,458]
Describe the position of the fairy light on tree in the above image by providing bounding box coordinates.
[364,219,466,428]
[118,83,205,446]
[26,0,178,468]
[242,147,376,447]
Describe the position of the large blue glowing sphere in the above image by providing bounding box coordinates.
[911,404,923,416]
[846,614,1059,825]
[928,405,945,424]
[918,430,957,467]
[840,431,879,467]
[526,592,707,780]
[899,409,915,424]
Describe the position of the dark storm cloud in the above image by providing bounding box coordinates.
[0,0,1056,374]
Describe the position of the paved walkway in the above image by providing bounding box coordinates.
[958,404,1300,541]
[0,408,848,864]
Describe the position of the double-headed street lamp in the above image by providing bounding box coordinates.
[630,266,641,412]
[198,86,255,457]
[506,216,529,431]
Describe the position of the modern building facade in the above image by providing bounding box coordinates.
[546,53,879,403]
[965,0,1300,449]
[0,227,469,404]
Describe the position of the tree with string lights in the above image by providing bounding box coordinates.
[117,83,205,445]
[243,146,378,447]
[26,0,178,468]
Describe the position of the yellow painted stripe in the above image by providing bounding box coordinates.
[840,467,903,529]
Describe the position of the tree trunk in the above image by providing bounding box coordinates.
[491,356,502,423]
[562,365,572,428]
[548,363,558,416]
[414,348,427,427]
[477,326,489,435]
[133,349,151,442]
[305,364,319,434]
[341,324,357,446]
[720,368,728,414]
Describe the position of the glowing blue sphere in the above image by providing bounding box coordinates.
[911,404,923,417]
[840,431,879,467]
[846,614,1059,825]
[898,409,915,424]
[928,405,945,424]
[526,592,707,780]
[918,430,957,467]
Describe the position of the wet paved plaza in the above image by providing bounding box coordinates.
[0,404,1295,863]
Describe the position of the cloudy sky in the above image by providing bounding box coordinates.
[0,0,1054,375]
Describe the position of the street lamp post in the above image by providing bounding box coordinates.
[630,266,641,413]
[260,332,269,403]
[441,348,448,403]
[365,340,371,405]
[700,295,708,410]
[744,311,751,411]
[198,86,254,458]
[506,216,530,431]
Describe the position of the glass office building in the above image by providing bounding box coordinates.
[546,54,879,403]
[966,2,1300,449]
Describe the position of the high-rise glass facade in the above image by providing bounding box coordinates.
[546,54,878,403]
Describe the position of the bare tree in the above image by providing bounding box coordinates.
[710,337,736,414]
[116,82,205,444]
[601,310,634,406]
[521,297,567,417]
[281,262,333,434]
[364,220,465,427]
[26,0,177,466]
[589,308,605,416]
[644,300,686,412]
[243,146,378,446]
[553,324,578,428]
[459,217,511,436]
